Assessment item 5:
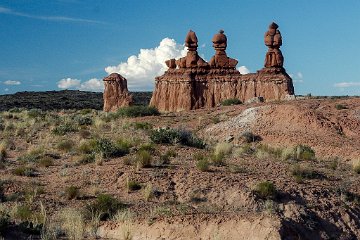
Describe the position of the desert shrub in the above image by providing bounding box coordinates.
[27,109,45,119]
[143,184,154,202]
[57,139,75,152]
[221,98,242,106]
[12,166,36,177]
[58,208,84,240]
[255,145,282,160]
[0,142,7,162]
[86,194,125,220]
[117,106,160,117]
[93,138,129,159]
[228,164,246,173]
[78,139,97,154]
[196,159,210,172]
[240,131,261,143]
[138,143,156,153]
[335,104,347,110]
[65,186,80,200]
[291,164,318,183]
[115,138,132,154]
[295,145,316,161]
[74,115,93,126]
[77,153,96,165]
[253,181,277,199]
[233,144,253,156]
[150,128,205,149]
[11,204,33,222]
[38,156,54,167]
[131,122,152,130]
[214,142,233,156]
[52,122,78,135]
[136,150,152,168]
[79,109,93,115]
[211,152,226,166]
[78,129,91,139]
[212,142,232,166]
[352,159,360,174]
[126,180,141,191]
[18,147,45,163]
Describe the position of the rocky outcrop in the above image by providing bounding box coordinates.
[103,73,133,112]
[150,24,294,112]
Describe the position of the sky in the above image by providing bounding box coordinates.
[1,0,360,96]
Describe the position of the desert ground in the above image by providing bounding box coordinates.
[0,96,360,239]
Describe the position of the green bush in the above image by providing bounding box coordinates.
[295,145,316,161]
[291,164,318,183]
[126,180,142,191]
[335,104,347,110]
[150,128,205,149]
[52,122,78,135]
[74,115,93,126]
[57,139,75,152]
[95,138,128,159]
[13,204,33,222]
[38,156,54,167]
[27,109,45,119]
[65,186,80,200]
[221,98,242,106]
[117,106,160,117]
[12,166,36,177]
[136,150,152,168]
[211,152,226,166]
[254,181,277,199]
[86,194,125,220]
[131,122,152,130]
[196,159,210,172]
[77,153,96,165]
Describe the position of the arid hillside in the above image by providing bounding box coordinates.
[0,97,359,239]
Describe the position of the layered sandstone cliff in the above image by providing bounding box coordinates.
[103,73,133,112]
[150,25,294,112]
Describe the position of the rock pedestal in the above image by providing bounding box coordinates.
[150,24,295,112]
[103,73,133,112]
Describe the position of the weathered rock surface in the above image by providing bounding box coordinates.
[150,25,295,112]
[150,67,294,112]
[103,73,133,112]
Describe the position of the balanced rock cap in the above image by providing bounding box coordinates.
[185,30,198,47]
[269,22,279,29]
[212,29,227,44]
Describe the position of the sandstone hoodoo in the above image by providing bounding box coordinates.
[103,73,133,112]
[150,23,295,112]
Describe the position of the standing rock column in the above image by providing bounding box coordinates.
[103,73,133,112]
[209,30,238,69]
[264,22,284,68]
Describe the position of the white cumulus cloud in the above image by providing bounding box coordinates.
[79,78,103,91]
[105,37,187,90]
[57,77,103,92]
[334,82,360,88]
[3,80,21,85]
[57,78,81,89]
[237,66,250,74]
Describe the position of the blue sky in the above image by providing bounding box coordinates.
[1,0,360,95]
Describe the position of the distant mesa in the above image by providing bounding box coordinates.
[104,23,295,112]
[103,73,133,112]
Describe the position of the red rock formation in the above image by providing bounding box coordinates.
[264,22,284,68]
[103,73,133,112]
[150,25,295,112]
[209,30,238,69]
